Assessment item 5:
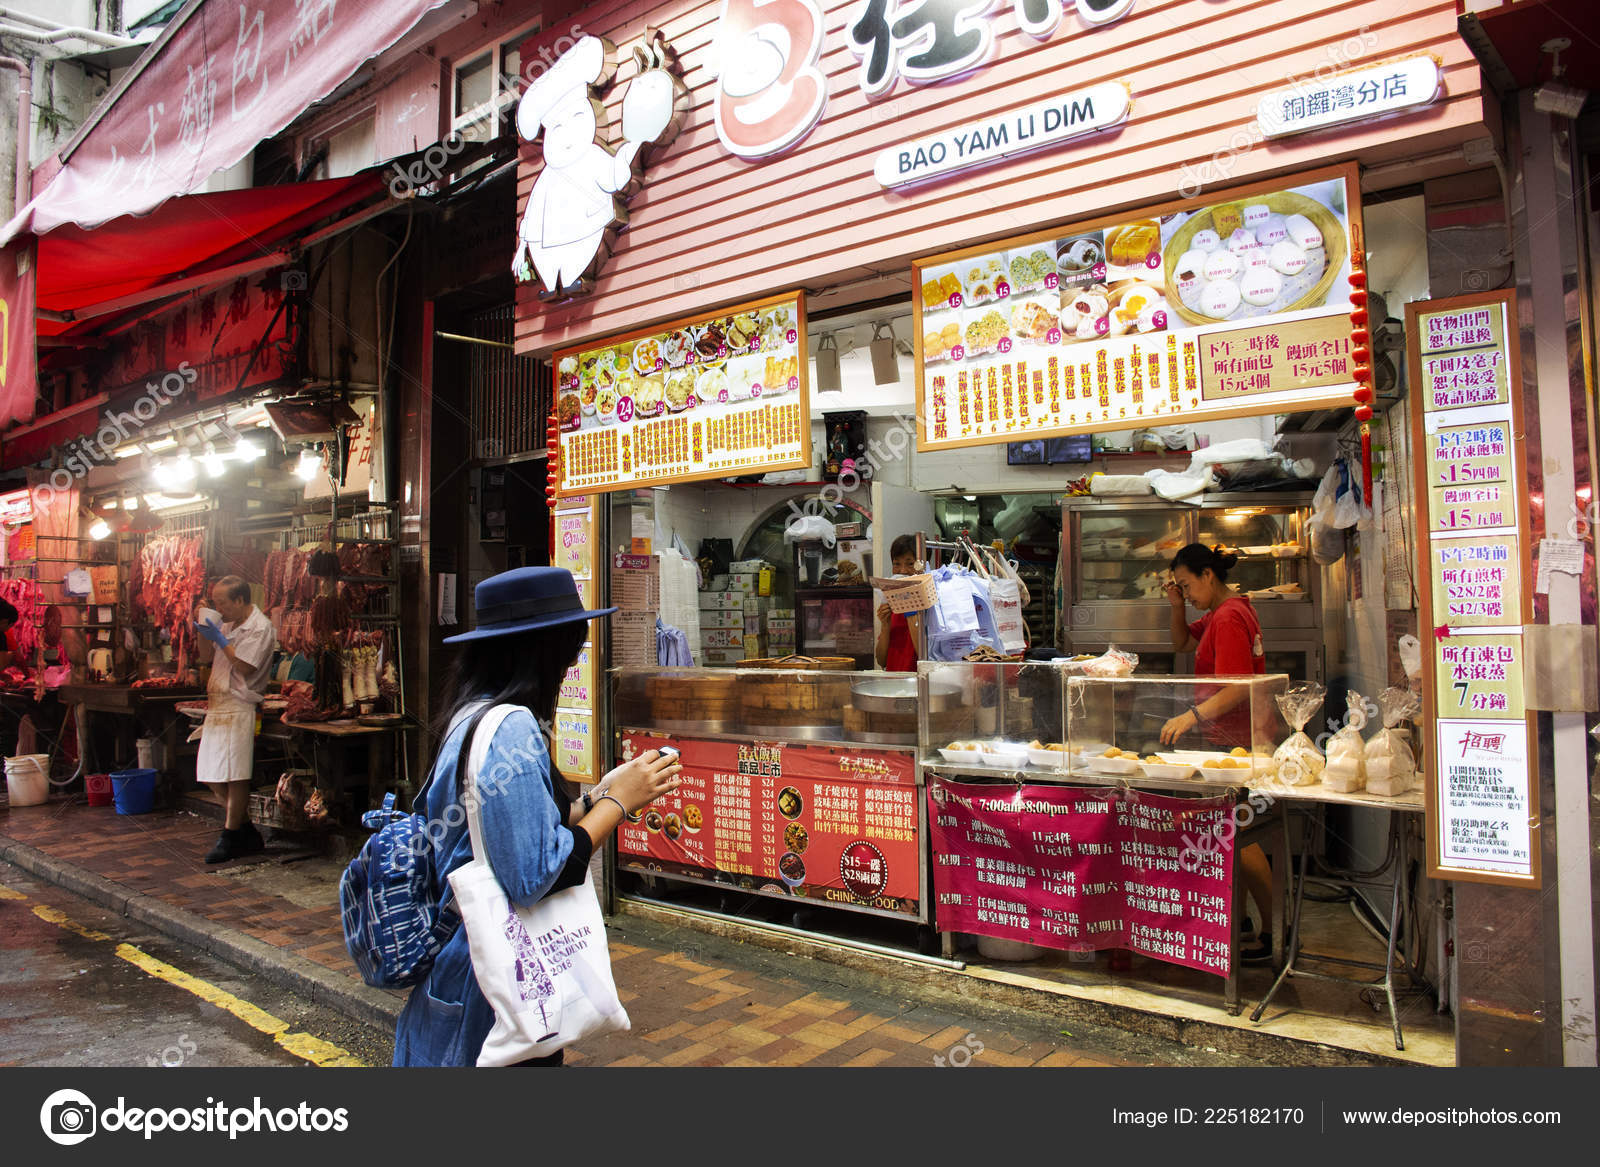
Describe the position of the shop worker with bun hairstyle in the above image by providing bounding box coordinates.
[393,567,682,1066]
[1159,543,1274,964]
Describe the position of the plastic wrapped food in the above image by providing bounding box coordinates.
[1082,648,1139,677]
[1322,691,1369,793]
[1272,681,1326,785]
[1365,686,1422,796]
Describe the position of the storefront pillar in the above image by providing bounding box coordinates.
[1452,90,1598,1067]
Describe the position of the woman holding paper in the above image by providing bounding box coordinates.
[875,535,922,671]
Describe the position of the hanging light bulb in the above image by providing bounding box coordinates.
[201,442,226,477]
[88,517,111,540]
[295,447,323,481]
[234,438,264,461]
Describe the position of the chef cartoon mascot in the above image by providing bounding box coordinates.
[513,32,687,298]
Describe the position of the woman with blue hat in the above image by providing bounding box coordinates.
[393,566,681,1066]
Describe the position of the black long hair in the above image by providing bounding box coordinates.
[1170,542,1239,582]
[434,620,589,797]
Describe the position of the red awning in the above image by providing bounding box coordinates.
[0,0,447,246]
[36,171,383,340]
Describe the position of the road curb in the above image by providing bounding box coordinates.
[0,832,404,1032]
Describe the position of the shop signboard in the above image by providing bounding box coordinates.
[912,163,1362,450]
[551,493,602,784]
[1408,290,1540,887]
[616,731,923,919]
[927,778,1236,976]
[552,292,811,496]
[1256,54,1443,139]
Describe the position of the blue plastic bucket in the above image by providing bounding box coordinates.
[110,768,158,815]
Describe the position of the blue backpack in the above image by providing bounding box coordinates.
[339,791,458,988]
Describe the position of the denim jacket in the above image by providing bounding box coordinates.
[392,705,589,1067]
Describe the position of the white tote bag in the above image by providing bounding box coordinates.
[448,704,630,1066]
[969,545,1026,653]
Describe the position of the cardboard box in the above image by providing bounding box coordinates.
[742,594,770,614]
[729,559,768,573]
[766,618,795,636]
[700,610,743,631]
[698,592,744,611]
[743,635,767,658]
[767,608,795,620]
[743,615,764,636]
[727,574,757,594]
[701,628,743,649]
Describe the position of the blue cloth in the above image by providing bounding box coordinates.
[391,706,585,1067]
[656,618,692,666]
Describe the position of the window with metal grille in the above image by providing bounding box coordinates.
[465,305,550,461]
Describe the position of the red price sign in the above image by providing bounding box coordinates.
[997,337,1013,354]
[749,337,761,352]
[654,357,666,372]
[717,388,729,404]
[1044,272,1059,290]
[1091,263,1107,280]
[1095,316,1110,336]
[996,280,1011,300]
[616,397,635,423]
[686,350,699,365]
[717,344,729,359]
[948,293,964,309]
[1151,310,1168,330]
[1046,327,1062,344]
[787,375,799,391]
[750,382,763,397]
[950,344,966,361]
[786,328,798,344]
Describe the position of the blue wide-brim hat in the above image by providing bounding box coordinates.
[442,566,616,644]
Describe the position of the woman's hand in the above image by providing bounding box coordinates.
[876,602,892,625]
[602,749,682,815]
[1163,579,1186,609]
[1160,709,1199,745]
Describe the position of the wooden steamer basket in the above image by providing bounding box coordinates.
[641,669,742,730]
[738,656,853,738]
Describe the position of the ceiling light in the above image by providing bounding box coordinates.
[152,454,195,491]
[1533,80,1587,118]
[234,438,264,461]
[815,333,842,392]
[869,322,900,385]
[88,518,111,540]
[202,443,226,477]
[963,494,977,502]
[295,447,323,481]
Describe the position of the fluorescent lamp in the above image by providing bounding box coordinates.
[234,438,264,461]
[295,448,323,481]
[202,443,226,477]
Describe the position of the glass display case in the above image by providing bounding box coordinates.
[916,661,1292,790]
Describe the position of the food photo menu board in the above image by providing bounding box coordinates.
[615,732,923,920]
[1407,291,1540,887]
[912,164,1363,450]
[551,494,601,784]
[553,293,810,495]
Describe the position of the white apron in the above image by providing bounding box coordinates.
[195,694,258,785]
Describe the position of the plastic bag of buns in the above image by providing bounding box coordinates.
[1365,686,1421,796]
[1322,691,1369,793]
[1272,682,1326,786]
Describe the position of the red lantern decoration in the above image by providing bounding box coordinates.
[1353,386,1374,404]
[1350,308,1368,327]
[1355,405,1373,421]
[1348,269,1367,289]
[1352,365,1373,383]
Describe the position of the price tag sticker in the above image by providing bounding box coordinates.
[1046,327,1062,345]
[996,280,1011,300]
[951,345,966,361]
[948,293,964,309]
[1044,272,1059,291]
[617,397,635,424]
[997,337,1013,354]
[787,375,799,391]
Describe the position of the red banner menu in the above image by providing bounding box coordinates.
[928,779,1236,976]
[617,733,921,918]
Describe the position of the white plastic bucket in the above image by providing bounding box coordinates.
[5,755,50,807]
[136,739,160,770]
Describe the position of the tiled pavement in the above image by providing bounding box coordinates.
[0,798,1206,1067]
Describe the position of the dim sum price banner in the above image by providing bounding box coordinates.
[617,732,921,919]
[1407,290,1539,887]
[913,164,1362,451]
[928,779,1235,976]
[551,494,600,783]
[553,292,811,495]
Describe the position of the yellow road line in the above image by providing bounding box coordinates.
[6,883,366,1067]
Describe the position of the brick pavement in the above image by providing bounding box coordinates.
[0,798,1185,1068]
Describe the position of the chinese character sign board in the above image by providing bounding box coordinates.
[616,732,923,919]
[551,495,603,784]
[913,164,1362,450]
[1408,291,1539,886]
[552,293,810,495]
[1257,54,1443,139]
[928,779,1236,976]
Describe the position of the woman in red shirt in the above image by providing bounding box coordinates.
[1159,543,1273,963]
[875,535,921,671]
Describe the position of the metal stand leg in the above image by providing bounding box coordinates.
[1250,808,1411,1050]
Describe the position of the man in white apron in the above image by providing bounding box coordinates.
[195,575,276,864]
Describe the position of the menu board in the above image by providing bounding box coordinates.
[551,494,601,783]
[1408,292,1540,886]
[913,163,1361,450]
[928,779,1236,976]
[616,732,922,919]
[552,292,810,495]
